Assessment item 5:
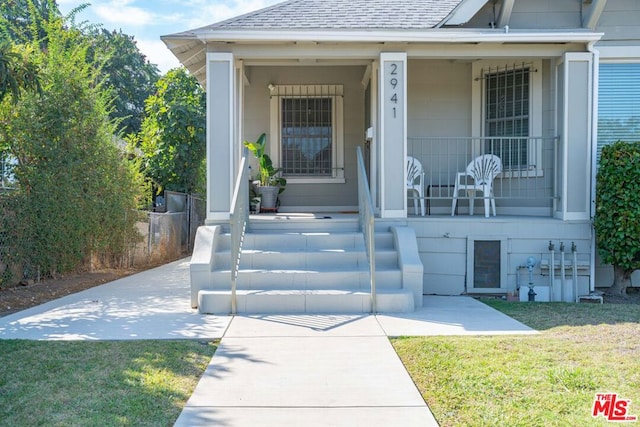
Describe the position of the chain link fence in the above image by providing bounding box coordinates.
[0,191,206,288]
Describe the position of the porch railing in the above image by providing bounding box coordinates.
[356,146,376,313]
[229,147,250,315]
[408,136,559,214]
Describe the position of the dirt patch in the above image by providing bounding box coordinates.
[0,262,168,317]
[600,287,640,305]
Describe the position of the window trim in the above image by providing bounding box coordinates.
[269,84,345,184]
[472,60,543,178]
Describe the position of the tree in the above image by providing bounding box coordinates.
[0,40,41,103]
[2,1,155,136]
[0,13,145,276]
[88,29,159,135]
[137,68,206,194]
[0,0,61,46]
[594,141,640,295]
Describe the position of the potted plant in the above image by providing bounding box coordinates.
[244,133,286,210]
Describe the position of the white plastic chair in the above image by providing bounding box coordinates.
[407,156,425,216]
[451,154,502,218]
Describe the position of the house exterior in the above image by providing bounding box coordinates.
[162,0,639,308]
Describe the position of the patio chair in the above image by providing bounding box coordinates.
[407,156,425,216]
[451,154,502,218]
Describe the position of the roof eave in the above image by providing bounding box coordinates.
[164,29,604,45]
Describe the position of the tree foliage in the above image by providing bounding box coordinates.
[0,0,60,44]
[137,68,206,194]
[594,141,640,295]
[1,1,157,137]
[88,29,159,135]
[0,39,42,103]
[0,13,145,279]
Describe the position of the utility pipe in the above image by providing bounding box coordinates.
[560,242,566,302]
[572,242,579,303]
[548,241,555,301]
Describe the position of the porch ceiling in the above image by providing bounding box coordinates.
[162,29,602,87]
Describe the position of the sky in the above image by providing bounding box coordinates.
[57,0,282,73]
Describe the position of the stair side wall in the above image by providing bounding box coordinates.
[391,226,424,308]
[190,225,222,308]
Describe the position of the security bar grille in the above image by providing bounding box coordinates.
[270,84,343,178]
[482,64,532,169]
[281,97,332,176]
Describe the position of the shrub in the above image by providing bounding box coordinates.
[594,141,640,295]
[0,15,145,284]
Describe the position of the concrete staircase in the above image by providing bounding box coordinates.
[190,218,423,314]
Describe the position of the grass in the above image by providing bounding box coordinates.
[0,340,216,426]
[392,301,640,427]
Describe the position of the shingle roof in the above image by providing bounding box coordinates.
[200,0,465,31]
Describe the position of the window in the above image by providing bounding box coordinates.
[281,97,332,176]
[485,67,530,168]
[598,63,640,164]
[270,85,344,183]
[473,60,542,175]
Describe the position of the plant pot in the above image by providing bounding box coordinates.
[250,197,261,214]
[258,186,279,209]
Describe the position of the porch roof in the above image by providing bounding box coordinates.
[161,0,602,85]
[173,0,466,32]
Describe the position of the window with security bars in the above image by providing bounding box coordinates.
[281,97,333,176]
[484,66,530,169]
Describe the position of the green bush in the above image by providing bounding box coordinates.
[0,15,145,285]
[137,68,206,195]
[594,141,640,295]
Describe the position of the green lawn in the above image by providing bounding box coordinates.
[0,340,216,426]
[392,301,640,427]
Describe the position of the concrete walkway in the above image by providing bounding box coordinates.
[0,258,537,426]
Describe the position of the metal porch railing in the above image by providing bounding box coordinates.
[408,136,559,214]
[356,146,376,313]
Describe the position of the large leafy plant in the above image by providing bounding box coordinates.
[594,141,640,295]
[243,133,286,192]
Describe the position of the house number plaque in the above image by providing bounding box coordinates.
[384,61,404,121]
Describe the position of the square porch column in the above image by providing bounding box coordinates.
[206,52,235,222]
[555,52,594,221]
[379,52,408,218]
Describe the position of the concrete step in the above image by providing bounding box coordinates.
[248,217,360,233]
[217,231,367,251]
[209,268,402,291]
[213,248,398,270]
[191,223,420,314]
[198,288,414,314]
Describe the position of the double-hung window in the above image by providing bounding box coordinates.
[270,85,344,183]
[473,60,542,176]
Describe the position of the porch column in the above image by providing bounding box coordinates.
[379,52,407,218]
[206,52,235,222]
[555,52,594,221]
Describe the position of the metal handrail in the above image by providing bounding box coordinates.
[229,147,250,315]
[356,146,376,313]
